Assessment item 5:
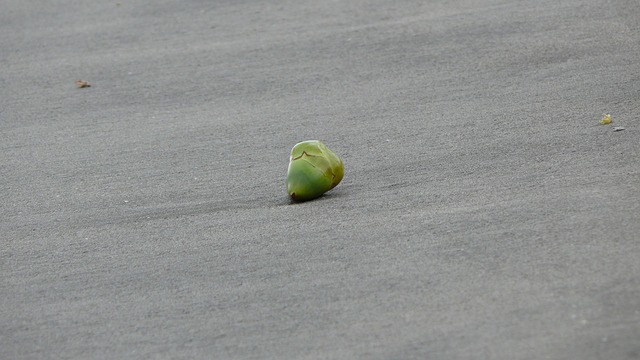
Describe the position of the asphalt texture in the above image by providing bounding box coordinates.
[2,0,639,359]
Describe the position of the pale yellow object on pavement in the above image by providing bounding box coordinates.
[599,113,612,125]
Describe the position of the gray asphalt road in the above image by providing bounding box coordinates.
[2,0,639,359]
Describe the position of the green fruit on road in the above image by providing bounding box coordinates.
[287,140,344,202]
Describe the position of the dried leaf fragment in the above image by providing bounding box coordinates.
[599,113,612,125]
[75,80,91,88]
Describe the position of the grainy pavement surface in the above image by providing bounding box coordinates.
[1,0,639,359]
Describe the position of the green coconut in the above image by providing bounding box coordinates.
[287,140,344,202]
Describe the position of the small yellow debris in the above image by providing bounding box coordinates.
[75,80,91,88]
[599,113,612,125]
